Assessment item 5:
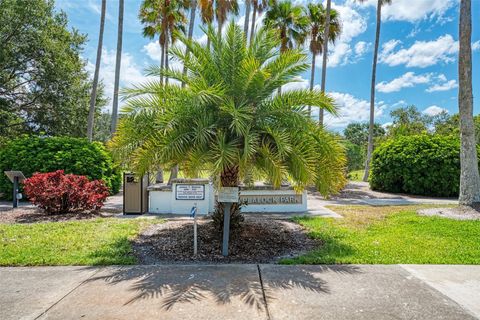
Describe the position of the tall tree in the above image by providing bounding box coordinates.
[198,0,214,48]
[458,0,480,206]
[182,0,197,86]
[305,2,340,118]
[0,0,107,138]
[319,0,331,125]
[244,0,251,39]
[265,0,308,94]
[358,0,391,182]
[215,0,239,36]
[111,0,124,135]
[249,0,272,45]
[87,0,106,141]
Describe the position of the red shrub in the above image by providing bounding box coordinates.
[23,170,110,214]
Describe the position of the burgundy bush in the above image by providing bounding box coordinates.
[23,170,110,214]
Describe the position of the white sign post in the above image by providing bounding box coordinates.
[218,187,239,256]
[191,204,198,256]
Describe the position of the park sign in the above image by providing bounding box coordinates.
[175,184,205,200]
[218,187,239,203]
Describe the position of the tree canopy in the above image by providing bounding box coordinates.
[0,0,107,138]
[110,23,346,196]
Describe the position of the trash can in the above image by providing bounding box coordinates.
[123,173,149,214]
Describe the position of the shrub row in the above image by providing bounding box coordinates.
[370,134,479,197]
[0,136,121,199]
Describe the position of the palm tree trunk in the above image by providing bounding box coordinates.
[165,35,169,85]
[319,0,331,127]
[87,0,106,141]
[110,0,124,136]
[167,165,179,185]
[244,0,251,40]
[459,0,480,205]
[217,21,222,37]
[362,0,381,182]
[182,0,197,88]
[308,51,316,117]
[213,165,243,231]
[249,3,257,45]
[160,39,165,84]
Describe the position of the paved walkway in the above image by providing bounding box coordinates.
[1,264,479,320]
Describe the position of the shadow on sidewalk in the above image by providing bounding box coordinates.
[82,264,361,311]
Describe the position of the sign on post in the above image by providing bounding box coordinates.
[4,171,26,208]
[218,187,239,257]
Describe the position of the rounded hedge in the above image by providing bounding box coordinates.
[370,134,479,197]
[0,136,121,199]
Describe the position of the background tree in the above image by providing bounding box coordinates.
[344,122,385,147]
[0,0,107,138]
[244,0,251,39]
[198,0,214,48]
[387,105,431,137]
[110,23,346,231]
[305,2,340,117]
[358,0,392,182]
[111,0,124,135]
[87,0,106,141]
[215,0,239,36]
[458,0,480,206]
[249,0,273,45]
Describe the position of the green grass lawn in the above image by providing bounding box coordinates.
[0,218,159,266]
[282,205,480,264]
[347,169,364,181]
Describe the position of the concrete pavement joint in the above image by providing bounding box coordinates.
[33,267,102,320]
[257,264,271,320]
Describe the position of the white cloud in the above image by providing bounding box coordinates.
[315,1,368,68]
[423,105,448,116]
[473,41,480,51]
[379,35,458,68]
[426,79,458,92]
[86,48,151,111]
[376,72,432,93]
[324,92,386,128]
[354,0,455,22]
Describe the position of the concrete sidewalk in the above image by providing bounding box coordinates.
[1,265,478,320]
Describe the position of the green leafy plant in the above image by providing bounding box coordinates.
[0,136,121,199]
[110,23,347,230]
[370,134,479,197]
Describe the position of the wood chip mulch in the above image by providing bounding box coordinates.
[132,217,321,264]
[0,207,113,224]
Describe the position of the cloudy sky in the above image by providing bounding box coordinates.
[55,0,480,131]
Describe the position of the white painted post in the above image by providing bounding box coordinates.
[192,204,198,256]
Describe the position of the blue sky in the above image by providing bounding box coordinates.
[55,0,480,131]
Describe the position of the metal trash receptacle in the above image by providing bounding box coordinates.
[123,173,149,214]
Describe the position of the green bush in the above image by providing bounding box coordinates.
[344,141,365,171]
[370,134,477,197]
[0,136,121,199]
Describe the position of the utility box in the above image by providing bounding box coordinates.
[123,173,149,214]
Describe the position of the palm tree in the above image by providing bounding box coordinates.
[358,0,391,182]
[244,0,251,38]
[182,0,197,85]
[87,0,106,141]
[458,0,480,206]
[305,1,340,118]
[111,0,125,135]
[215,0,239,36]
[249,0,273,45]
[264,1,308,53]
[110,23,346,230]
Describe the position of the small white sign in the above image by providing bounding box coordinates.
[218,187,239,203]
[176,184,205,200]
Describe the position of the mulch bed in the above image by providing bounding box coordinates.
[0,207,113,224]
[418,205,480,220]
[132,217,321,264]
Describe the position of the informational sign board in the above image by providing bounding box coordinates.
[4,171,26,183]
[175,184,205,200]
[218,187,239,203]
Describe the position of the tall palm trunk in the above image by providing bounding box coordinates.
[459,0,480,205]
[217,21,222,37]
[362,0,381,182]
[182,0,197,88]
[87,0,106,141]
[244,0,251,40]
[111,0,124,135]
[319,0,331,127]
[249,3,257,45]
[308,51,315,117]
[160,39,165,84]
[165,33,169,85]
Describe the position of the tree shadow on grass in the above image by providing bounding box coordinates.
[82,264,361,312]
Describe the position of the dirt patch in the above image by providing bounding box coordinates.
[132,217,320,264]
[418,206,480,220]
[0,207,113,224]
